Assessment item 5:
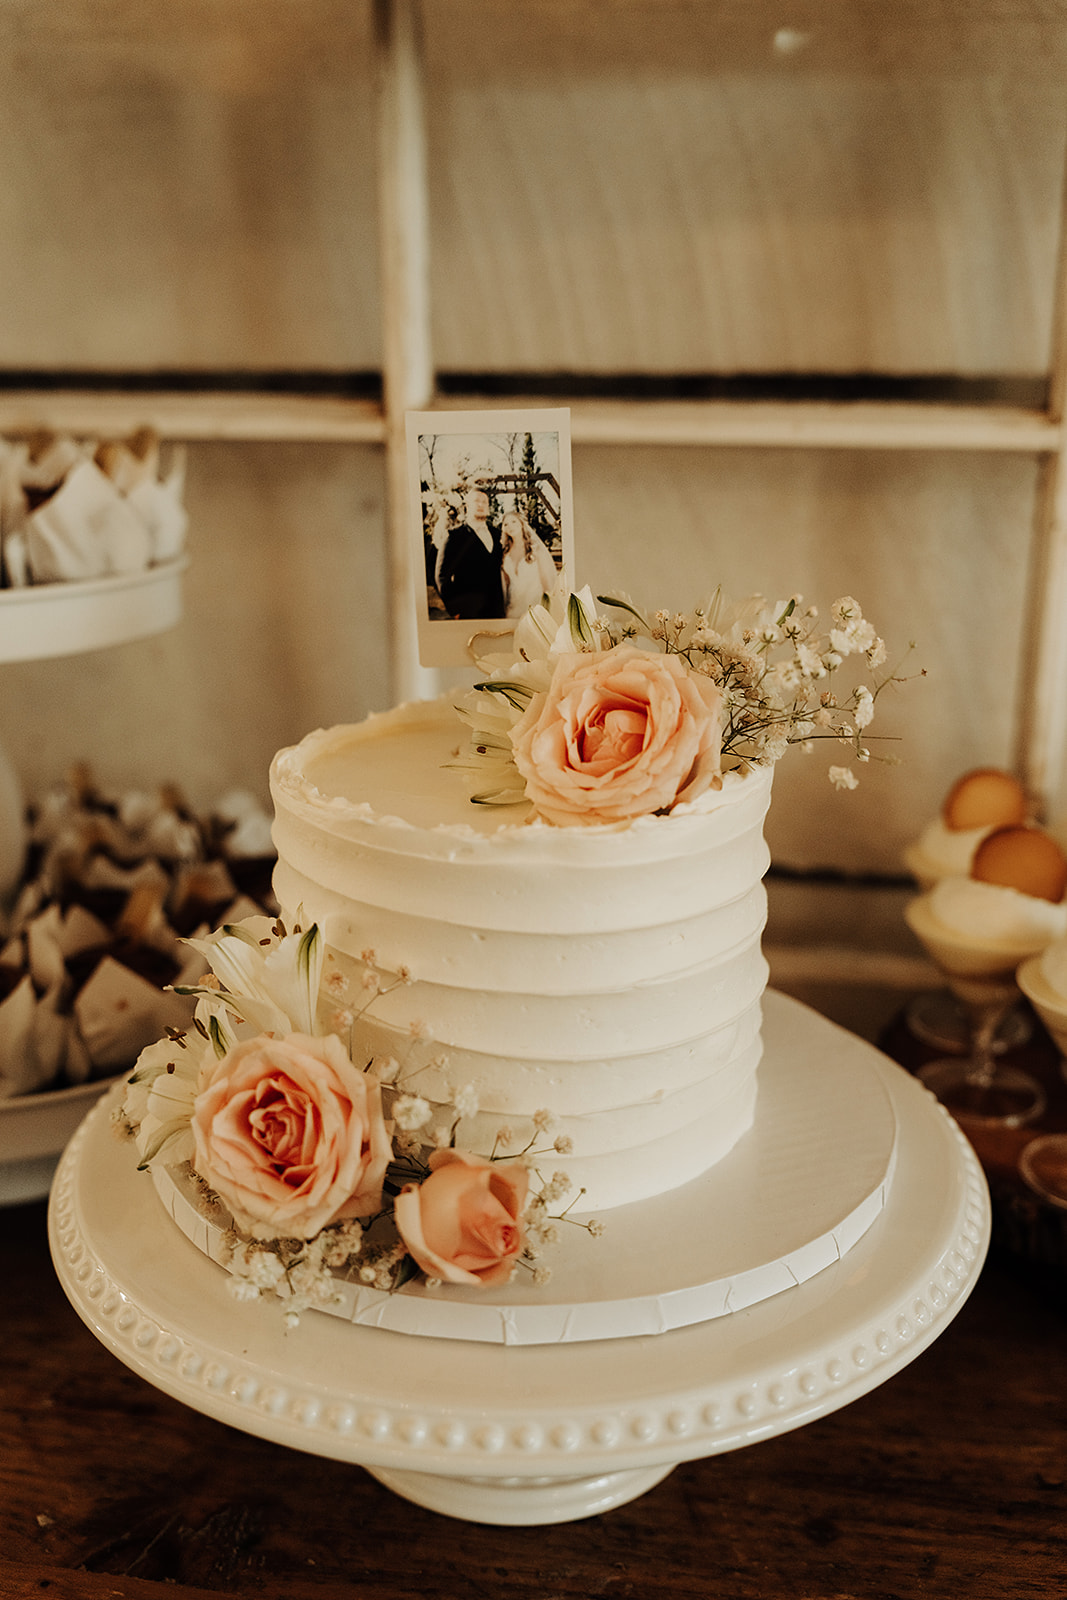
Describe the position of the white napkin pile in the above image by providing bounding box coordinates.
[0,426,187,588]
[0,770,276,1098]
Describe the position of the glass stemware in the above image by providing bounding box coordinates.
[902,840,1033,1055]
[904,986,1030,1056]
[1019,1134,1067,1209]
[905,896,1047,1128]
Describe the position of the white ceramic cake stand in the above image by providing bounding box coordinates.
[48,993,989,1526]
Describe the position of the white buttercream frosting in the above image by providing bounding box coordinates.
[910,817,994,880]
[928,876,1067,946]
[270,697,774,1212]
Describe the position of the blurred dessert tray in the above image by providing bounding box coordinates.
[0,556,187,663]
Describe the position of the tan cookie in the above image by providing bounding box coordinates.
[942,768,1027,832]
[971,825,1067,903]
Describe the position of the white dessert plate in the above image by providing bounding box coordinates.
[0,557,186,662]
[49,994,990,1525]
[0,1074,121,1205]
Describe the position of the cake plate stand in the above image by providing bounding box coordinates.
[49,994,990,1526]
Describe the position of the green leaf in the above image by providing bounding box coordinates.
[597,593,648,627]
[567,591,596,649]
[207,1013,230,1060]
[390,1253,421,1293]
[470,787,528,806]
[473,680,535,711]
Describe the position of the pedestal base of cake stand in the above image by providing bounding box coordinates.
[48,995,990,1527]
[366,1462,677,1525]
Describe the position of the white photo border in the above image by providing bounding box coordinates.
[406,407,574,669]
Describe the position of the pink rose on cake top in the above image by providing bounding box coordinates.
[508,644,722,826]
[120,582,903,1319]
[450,586,890,817]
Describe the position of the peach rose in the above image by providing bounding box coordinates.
[394,1149,529,1287]
[191,1032,391,1239]
[509,643,723,825]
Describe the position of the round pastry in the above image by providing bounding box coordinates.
[942,768,1027,833]
[971,825,1067,904]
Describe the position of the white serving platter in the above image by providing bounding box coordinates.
[0,1073,121,1204]
[0,556,186,662]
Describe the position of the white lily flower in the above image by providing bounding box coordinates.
[124,1029,212,1171]
[180,915,324,1037]
[512,593,558,662]
[507,579,602,665]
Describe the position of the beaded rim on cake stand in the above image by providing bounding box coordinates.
[48,994,990,1527]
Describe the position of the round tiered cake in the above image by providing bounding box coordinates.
[118,584,893,1316]
[269,697,773,1213]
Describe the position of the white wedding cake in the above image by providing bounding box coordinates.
[121,585,892,1317]
[270,697,773,1213]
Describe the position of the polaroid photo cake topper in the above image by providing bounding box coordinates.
[406,408,574,668]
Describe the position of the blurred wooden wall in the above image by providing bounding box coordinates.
[2,0,1066,1015]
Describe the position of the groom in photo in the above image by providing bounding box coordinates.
[436,485,505,619]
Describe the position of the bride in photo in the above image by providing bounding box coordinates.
[500,510,558,618]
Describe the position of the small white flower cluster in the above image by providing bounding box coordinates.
[519,1164,606,1285]
[453,1083,481,1121]
[225,1217,367,1325]
[604,589,894,791]
[393,1093,432,1131]
[356,1242,409,1292]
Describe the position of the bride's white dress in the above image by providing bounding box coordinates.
[504,538,557,617]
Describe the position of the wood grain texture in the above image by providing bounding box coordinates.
[0,392,386,442]
[0,1,380,370]
[424,3,1067,376]
[0,1,1065,376]
[3,1191,1067,1598]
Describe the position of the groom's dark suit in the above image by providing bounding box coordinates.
[437,522,505,618]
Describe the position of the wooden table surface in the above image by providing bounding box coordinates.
[2,1169,1066,1600]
